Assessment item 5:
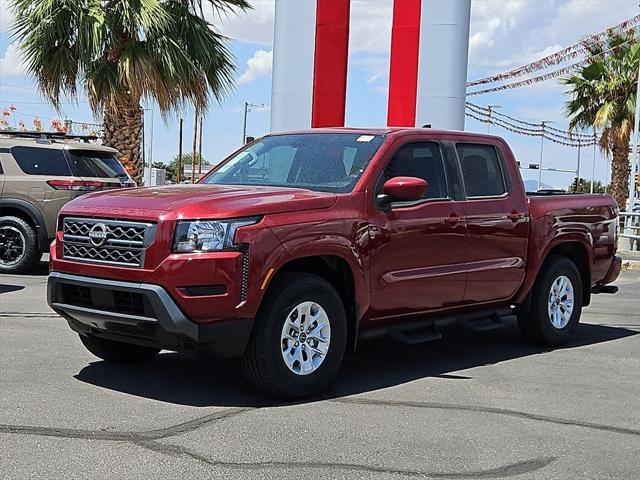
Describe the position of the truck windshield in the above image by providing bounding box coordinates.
[65,150,130,179]
[202,133,385,193]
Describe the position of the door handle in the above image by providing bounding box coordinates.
[445,214,461,226]
[507,211,524,221]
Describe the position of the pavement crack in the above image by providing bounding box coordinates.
[0,407,253,443]
[332,397,640,437]
[142,407,254,440]
[139,443,556,479]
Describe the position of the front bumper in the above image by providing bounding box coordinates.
[47,272,253,357]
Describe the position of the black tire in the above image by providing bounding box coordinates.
[79,334,160,364]
[0,216,41,274]
[241,272,347,399]
[518,255,583,346]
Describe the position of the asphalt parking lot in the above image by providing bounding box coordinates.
[1,259,639,479]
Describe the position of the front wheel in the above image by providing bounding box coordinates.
[241,272,347,399]
[79,334,160,363]
[518,255,583,346]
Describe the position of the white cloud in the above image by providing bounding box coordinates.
[0,0,15,33]
[211,0,275,45]
[467,0,638,73]
[0,43,26,77]
[238,49,273,84]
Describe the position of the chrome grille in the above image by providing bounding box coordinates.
[62,217,156,268]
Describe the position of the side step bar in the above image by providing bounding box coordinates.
[360,309,512,345]
[591,285,618,294]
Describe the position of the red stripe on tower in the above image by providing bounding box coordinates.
[387,0,422,127]
[311,0,351,128]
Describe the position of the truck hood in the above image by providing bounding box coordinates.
[61,184,337,220]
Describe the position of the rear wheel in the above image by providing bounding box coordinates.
[79,334,160,363]
[241,272,347,399]
[0,216,41,274]
[518,255,583,346]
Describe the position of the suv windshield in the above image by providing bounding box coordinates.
[65,150,129,179]
[202,133,385,193]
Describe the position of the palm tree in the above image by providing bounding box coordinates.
[11,0,250,184]
[564,30,640,208]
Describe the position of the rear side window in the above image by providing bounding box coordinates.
[457,144,507,197]
[11,147,71,176]
[384,142,448,199]
[66,150,128,178]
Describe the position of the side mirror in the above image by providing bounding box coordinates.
[377,176,427,210]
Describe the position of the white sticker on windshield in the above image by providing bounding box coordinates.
[356,135,375,142]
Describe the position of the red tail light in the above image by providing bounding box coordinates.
[46,180,108,191]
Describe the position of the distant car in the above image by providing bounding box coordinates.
[0,132,136,273]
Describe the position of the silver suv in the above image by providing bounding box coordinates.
[0,132,135,273]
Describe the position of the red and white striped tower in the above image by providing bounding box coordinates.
[270,0,471,132]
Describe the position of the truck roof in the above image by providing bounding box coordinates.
[268,126,503,141]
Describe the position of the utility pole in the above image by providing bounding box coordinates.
[242,102,266,144]
[177,118,183,183]
[198,115,204,178]
[591,129,597,194]
[192,110,198,183]
[629,53,640,208]
[242,102,249,145]
[486,105,501,134]
[537,120,554,191]
[148,107,154,187]
[574,143,582,192]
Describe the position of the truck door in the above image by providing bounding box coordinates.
[456,142,529,304]
[368,141,467,320]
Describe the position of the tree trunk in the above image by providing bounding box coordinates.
[103,103,144,185]
[610,135,631,209]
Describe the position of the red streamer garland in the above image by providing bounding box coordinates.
[466,14,640,87]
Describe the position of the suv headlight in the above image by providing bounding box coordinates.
[173,217,260,253]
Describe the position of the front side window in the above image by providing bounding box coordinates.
[457,144,507,198]
[383,142,448,199]
[11,147,71,176]
[202,133,385,193]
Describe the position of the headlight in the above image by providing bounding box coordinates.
[173,217,260,253]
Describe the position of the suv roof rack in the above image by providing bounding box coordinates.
[0,130,99,143]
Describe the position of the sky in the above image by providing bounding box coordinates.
[0,0,638,189]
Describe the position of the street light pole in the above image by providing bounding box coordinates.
[537,120,553,191]
[486,105,501,134]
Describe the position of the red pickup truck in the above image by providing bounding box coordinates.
[48,128,621,398]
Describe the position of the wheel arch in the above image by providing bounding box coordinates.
[516,238,592,314]
[266,253,361,352]
[0,198,49,251]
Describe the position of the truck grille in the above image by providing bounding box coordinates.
[62,217,156,268]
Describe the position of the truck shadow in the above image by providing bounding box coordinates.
[74,320,638,408]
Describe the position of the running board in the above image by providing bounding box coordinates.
[389,323,442,344]
[458,314,505,332]
[359,309,512,345]
[591,285,618,294]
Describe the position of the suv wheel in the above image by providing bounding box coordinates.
[242,272,347,399]
[518,255,583,346]
[79,334,160,363]
[0,216,42,274]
